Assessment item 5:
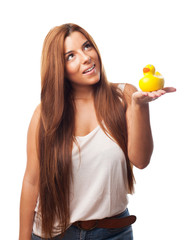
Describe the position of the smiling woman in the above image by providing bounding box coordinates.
[64,32,101,89]
[19,23,175,240]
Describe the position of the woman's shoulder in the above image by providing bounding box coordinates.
[123,83,138,96]
[33,104,41,119]
[28,104,41,133]
[112,83,138,103]
[112,82,137,91]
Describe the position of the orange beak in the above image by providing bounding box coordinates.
[143,68,150,73]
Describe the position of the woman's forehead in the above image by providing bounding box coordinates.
[64,31,88,52]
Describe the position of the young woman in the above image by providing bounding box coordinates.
[19,23,176,240]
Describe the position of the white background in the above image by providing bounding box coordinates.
[0,0,191,239]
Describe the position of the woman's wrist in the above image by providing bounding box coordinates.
[131,97,149,110]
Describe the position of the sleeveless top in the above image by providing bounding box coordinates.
[32,83,128,237]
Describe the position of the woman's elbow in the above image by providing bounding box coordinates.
[129,150,153,169]
[136,159,150,169]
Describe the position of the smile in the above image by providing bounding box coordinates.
[83,64,96,74]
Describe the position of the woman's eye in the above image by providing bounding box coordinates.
[84,43,92,50]
[67,54,74,61]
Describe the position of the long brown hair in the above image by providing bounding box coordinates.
[38,23,135,238]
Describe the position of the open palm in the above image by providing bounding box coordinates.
[132,87,176,105]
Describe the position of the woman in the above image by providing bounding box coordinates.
[19,23,176,240]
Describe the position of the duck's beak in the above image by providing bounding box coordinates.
[143,68,150,73]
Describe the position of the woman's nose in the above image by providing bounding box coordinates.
[80,52,91,64]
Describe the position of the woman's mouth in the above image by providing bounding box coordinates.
[83,64,96,74]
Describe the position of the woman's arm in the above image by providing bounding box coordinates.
[19,105,40,240]
[124,84,176,169]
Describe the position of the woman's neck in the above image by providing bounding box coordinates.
[72,84,94,100]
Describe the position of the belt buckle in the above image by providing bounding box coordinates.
[77,220,98,231]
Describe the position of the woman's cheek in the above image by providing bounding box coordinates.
[69,60,80,75]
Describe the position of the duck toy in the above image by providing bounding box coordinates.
[139,64,164,92]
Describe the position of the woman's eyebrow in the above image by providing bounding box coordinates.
[64,50,73,56]
[82,40,89,47]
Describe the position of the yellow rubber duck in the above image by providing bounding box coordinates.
[139,64,164,92]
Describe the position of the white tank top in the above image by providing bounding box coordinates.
[33,83,128,237]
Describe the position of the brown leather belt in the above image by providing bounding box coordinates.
[72,214,136,231]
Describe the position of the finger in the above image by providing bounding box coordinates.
[148,91,164,101]
[133,91,148,100]
[148,92,157,98]
[133,92,154,104]
[152,91,162,97]
[138,91,148,97]
[144,94,158,102]
[142,92,149,96]
[153,90,166,98]
[162,87,176,93]
[157,89,166,95]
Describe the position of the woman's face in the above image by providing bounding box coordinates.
[64,31,101,88]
